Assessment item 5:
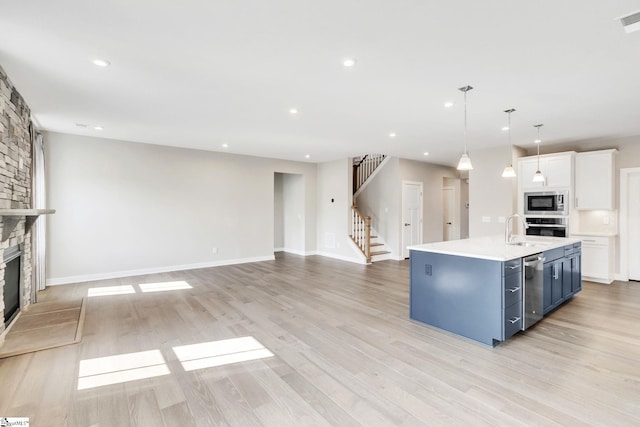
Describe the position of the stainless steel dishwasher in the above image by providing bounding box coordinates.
[523,253,545,330]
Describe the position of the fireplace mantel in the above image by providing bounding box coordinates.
[0,209,56,242]
[0,209,56,216]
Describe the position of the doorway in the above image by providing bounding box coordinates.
[402,181,423,258]
[274,173,305,255]
[443,178,462,241]
[620,168,640,281]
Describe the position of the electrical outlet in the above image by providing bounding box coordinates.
[212,247,218,254]
[603,216,610,225]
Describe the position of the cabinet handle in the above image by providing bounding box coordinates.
[553,264,559,280]
[507,286,521,293]
[583,239,596,243]
[508,265,519,270]
[508,317,521,324]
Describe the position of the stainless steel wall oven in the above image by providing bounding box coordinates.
[525,217,568,237]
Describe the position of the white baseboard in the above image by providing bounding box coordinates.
[614,273,628,282]
[583,275,614,285]
[46,255,276,286]
[280,248,307,256]
[315,251,368,265]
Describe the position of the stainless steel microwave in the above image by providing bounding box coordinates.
[524,191,569,216]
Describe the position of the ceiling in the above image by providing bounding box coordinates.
[1,1,640,166]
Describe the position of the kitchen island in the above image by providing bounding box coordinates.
[408,236,582,346]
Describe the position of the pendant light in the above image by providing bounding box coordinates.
[532,124,545,183]
[501,108,516,178]
[456,85,473,170]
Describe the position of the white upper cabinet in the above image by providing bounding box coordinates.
[575,149,616,210]
[518,152,574,190]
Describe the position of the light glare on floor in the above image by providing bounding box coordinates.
[138,280,192,293]
[77,350,169,390]
[87,285,135,297]
[173,336,274,372]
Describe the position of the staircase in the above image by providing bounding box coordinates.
[353,153,386,195]
[350,154,391,263]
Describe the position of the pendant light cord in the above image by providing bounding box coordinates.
[507,109,513,161]
[535,124,543,169]
[463,90,468,154]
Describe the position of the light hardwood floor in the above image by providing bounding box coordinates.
[1,253,639,426]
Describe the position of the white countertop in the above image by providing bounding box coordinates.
[408,235,582,261]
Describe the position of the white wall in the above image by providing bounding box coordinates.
[399,159,459,245]
[274,173,284,249]
[45,132,317,284]
[356,158,401,258]
[316,159,361,262]
[468,146,521,238]
[460,178,469,238]
[357,158,458,259]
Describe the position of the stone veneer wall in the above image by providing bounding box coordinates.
[0,65,33,334]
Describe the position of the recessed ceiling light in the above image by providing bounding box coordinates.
[502,126,509,131]
[75,123,88,128]
[534,139,542,144]
[423,152,430,156]
[305,154,310,159]
[94,126,103,130]
[444,102,454,108]
[289,108,298,115]
[389,132,396,138]
[343,58,356,68]
[222,143,229,148]
[92,59,110,67]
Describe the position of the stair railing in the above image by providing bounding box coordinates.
[351,204,371,263]
[353,153,386,194]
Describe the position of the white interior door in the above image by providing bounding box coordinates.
[443,187,460,241]
[402,181,423,258]
[628,172,640,281]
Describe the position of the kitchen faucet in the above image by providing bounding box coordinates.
[505,213,529,243]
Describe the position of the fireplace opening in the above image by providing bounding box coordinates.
[3,245,22,328]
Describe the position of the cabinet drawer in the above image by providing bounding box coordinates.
[504,273,522,307]
[503,259,522,275]
[544,247,565,263]
[504,301,523,339]
[575,236,609,246]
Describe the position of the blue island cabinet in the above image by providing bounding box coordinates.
[410,250,522,347]
[542,242,582,314]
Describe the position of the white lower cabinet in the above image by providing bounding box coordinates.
[573,235,614,284]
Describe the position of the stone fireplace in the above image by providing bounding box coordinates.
[0,65,35,334]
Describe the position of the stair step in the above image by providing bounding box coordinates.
[370,242,383,247]
[371,250,391,256]
[350,233,379,239]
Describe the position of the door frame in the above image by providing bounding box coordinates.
[619,167,640,281]
[442,183,461,241]
[401,181,423,258]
